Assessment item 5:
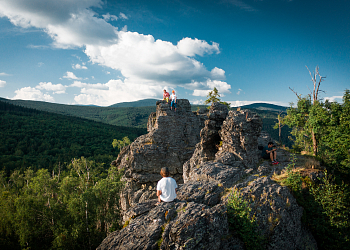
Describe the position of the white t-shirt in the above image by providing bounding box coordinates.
[171,93,176,101]
[156,177,177,202]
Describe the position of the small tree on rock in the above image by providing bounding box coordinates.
[204,87,231,109]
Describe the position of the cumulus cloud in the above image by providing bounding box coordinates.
[0,80,6,87]
[36,82,66,94]
[63,71,81,80]
[13,87,54,102]
[190,79,231,96]
[73,79,163,106]
[177,38,220,57]
[0,0,118,48]
[70,81,108,90]
[72,63,88,69]
[85,32,227,95]
[1,0,231,103]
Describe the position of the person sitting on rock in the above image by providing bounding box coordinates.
[156,167,177,204]
[163,89,170,103]
[262,141,279,165]
[170,90,177,111]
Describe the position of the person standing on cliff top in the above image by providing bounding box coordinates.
[156,167,177,204]
[170,90,177,111]
[262,142,279,165]
[163,89,170,103]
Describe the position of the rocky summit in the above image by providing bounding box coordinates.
[100,100,318,250]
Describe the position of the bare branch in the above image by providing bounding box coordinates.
[289,87,301,100]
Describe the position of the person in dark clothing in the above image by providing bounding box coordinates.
[262,141,279,164]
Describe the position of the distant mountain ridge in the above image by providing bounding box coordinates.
[109,99,159,107]
[239,102,287,112]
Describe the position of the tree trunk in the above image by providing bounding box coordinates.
[312,130,317,156]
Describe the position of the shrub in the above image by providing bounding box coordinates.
[227,189,265,250]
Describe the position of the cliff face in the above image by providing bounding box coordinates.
[112,99,205,212]
[100,101,318,250]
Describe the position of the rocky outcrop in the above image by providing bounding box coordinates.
[112,99,205,211]
[100,101,318,250]
[98,201,244,250]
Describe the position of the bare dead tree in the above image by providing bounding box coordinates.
[289,66,326,156]
[306,65,326,103]
[306,66,326,156]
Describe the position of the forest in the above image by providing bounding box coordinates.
[0,101,146,174]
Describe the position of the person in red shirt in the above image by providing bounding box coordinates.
[163,89,170,103]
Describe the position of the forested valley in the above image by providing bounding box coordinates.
[0,100,146,249]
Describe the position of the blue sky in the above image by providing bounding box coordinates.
[0,0,349,107]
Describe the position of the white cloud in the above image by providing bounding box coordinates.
[63,71,81,80]
[72,63,88,69]
[191,79,231,96]
[0,72,10,76]
[13,87,54,102]
[1,0,231,103]
[119,12,128,20]
[324,95,343,102]
[85,32,226,93]
[36,82,66,94]
[0,80,6,87]
[0,0,118,48]
[237,88,242,95]
[102,13,118,21]
[210,67,225,80]
[73,79,163,106]
[70,80,108,90]
[177,37,220,57]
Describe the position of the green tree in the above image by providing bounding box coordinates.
[204,87,221,105]
[283,90,350,173]
[204,87,231,109]
[112,136,131,151]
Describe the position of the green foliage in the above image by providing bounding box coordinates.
[112,136,131,150]
[282,168,350,250]
[0,101,146,173]
[309,171,350,229]
[227,189,265,250]
[283,90,350,174]
[282,154,302,193]
[204,87,221,105]
[204,87,231,109]
[0,157,124,250]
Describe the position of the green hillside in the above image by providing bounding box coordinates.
[0,97,156,128]
[0,100,147,173]
[0,98,291,146]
